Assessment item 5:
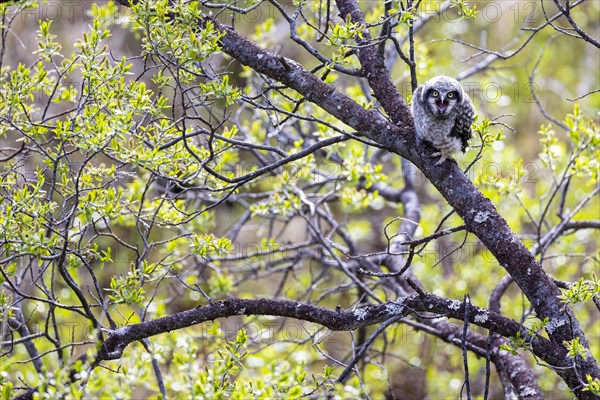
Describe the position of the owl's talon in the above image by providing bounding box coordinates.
[434,156,446,166]
[431,152,449,165]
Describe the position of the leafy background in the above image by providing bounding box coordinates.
[0,0,598,398]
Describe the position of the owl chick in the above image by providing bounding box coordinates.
[412,76,474,165]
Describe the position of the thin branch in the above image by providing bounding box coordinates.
[461,295,472,400]
[336,314,403,384]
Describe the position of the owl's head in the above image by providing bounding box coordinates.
[420,76,465,118]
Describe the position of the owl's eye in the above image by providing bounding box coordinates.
[432,91,439,98]
[447,92,455,99]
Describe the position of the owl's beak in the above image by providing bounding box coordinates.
[435,97,449,112]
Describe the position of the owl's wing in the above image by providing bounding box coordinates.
[449,100,474,152]
[411,85,423,110]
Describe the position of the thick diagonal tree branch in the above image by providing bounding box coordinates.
[196,5,599,397]
[333,0,592,344]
